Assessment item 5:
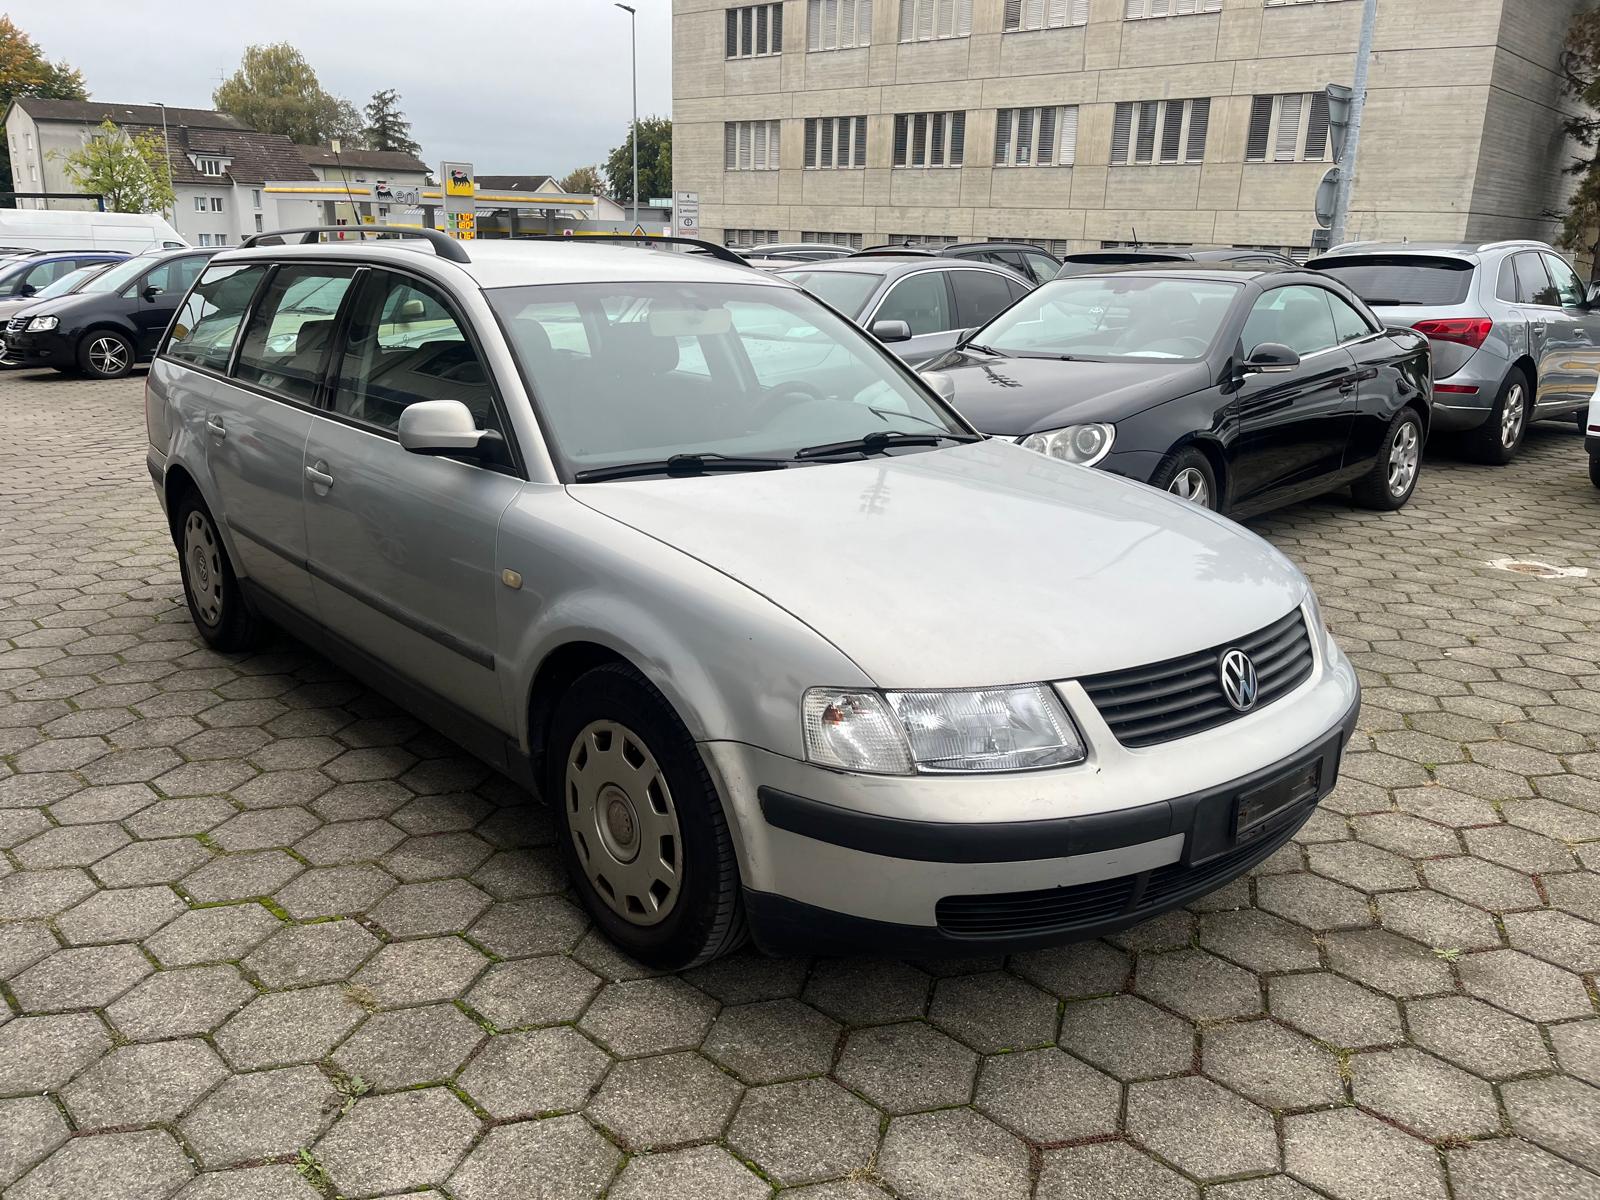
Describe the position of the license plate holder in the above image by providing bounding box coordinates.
[1234,759,1321,841]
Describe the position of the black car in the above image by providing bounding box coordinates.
[925,263,1433,517]
[855,241,1062,285]
[1056,248,1301,278]
[2,248,214,379]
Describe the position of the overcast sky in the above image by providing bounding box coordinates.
[8,0,672,177]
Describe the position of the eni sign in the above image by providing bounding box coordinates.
[440,161,476,240]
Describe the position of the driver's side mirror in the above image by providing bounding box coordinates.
[398,400,501,461]
[141,284,164,302]
[17,283,36,297]
[1586,281,1600,309]
[871,319,911,344]
[1242,342,1301,375]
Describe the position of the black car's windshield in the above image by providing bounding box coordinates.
[488,280,967,479]
[775,270,880,317]
[34,263,109,299]
[971,276,1243,361]
[77,256,158,295]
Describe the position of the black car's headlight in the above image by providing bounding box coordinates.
[26,315,59,333]
[1020,423,1115,466]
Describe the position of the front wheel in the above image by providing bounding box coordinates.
[1590,452,1600,490]
[1149,446,1220,511]
[547,663,746,969]
[78,330,135,379]
[173,494,264,652]
[1352,408,1425,510]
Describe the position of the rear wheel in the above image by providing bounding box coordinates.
[173,493,264,652]
[1352,407,1424,510]
[1149,446,1219,511]
[1462,368,1528,464]
[547,663,746,969]
[77,330,134,380]
[1590,451,1600,490]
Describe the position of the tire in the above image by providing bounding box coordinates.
[1590,452,1600,490]
[173,493,265,652]
[1149,446,1220,511]
[1352,407,1425,511]
[1462,368,1529,464]
[77,330,134,379]
[547,663,746,969]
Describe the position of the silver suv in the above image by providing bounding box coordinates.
[147,228,1360,968]
[1309,241,1600,463]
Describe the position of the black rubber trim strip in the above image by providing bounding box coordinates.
[227,517,496,671]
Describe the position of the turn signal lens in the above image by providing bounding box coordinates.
[1412,318,1492,349]
[802,691,913,775]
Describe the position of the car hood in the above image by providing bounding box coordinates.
[0,294,47,322]
[5,292,99,321]
[931,353,1213,436]
[568,438,1308,689]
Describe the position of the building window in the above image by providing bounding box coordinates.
[898,0,972,43]
[802,231,866,248]
[252,189,262,208]
[809,0,873,50]
[724,228,780,248]
[210,197,225,213]
[1264,0,1343,6]
[1245,93,1331,163]
[254,214,264,233]
[724,119,783,170]
[198,158,223,176]
[892,111,965,167]
[197,234,212,247]
[194,196,207,212]
[804,116,868,169]
[990,235,1070,255]
[25,133,33,151]
[888,233,956,246]
[1110,98,1210,165]
[27,164,37,182]
[1125,0,1221,17]
[726,3,784,58]
[214,234,226,245]
[1004,0,1088,31]
[994,106,1078,167]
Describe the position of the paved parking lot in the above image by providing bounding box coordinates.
[1,368,1598,1200]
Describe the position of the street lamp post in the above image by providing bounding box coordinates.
[149,101,174,225]
[615,3,639,229]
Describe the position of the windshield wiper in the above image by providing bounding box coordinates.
[793,430,977,460]
[962,342,1009,357]
[573,452,791,483]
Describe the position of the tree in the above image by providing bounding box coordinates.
[1,16,88,207]
[1558,9,1600,274]
[57,120,173,215]
[604,116,671,208]
[559,165,606,196]
[364,89,421,157]
[213,44,364,147]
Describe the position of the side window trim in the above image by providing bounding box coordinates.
[221,263,277,378]
[228,262,362,409]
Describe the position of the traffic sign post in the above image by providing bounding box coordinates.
[676,190,700,239]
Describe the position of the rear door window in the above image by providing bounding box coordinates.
[950,269,1020,329]
[874,271,954,335]
[164,263,268,372]
[1309,255,1475,306]
[1513,253,1558,307]
[233,265,357,403]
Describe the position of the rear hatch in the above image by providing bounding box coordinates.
[1307,253,1483,378]
[1055,252,1188,278]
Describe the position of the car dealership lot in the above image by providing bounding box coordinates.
[2,370,1598,1198]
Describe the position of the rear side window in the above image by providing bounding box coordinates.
[165,263,267,372]
[1309,255,1474,306]
[233,265,357,403]
[951,270,1019,329]
[875,272,953,335]
[1512,253,1557,307]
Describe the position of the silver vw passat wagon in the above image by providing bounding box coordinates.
[146,229,1361,968]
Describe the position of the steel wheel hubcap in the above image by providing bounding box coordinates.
[1169,467,1210,507]
[1388,421,1420,496]
[566,720,682,926]
[1501,384,1525,447]
[89,337,127,375]
[182,511,224,626]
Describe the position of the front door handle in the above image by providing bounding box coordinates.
[305,462,335,490]
[1338,376,1359,395]
[205,416,226,438]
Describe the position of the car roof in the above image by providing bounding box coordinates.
[776,255,1028,280]
[1052,260,1303,282]
[1313,240,1552,261]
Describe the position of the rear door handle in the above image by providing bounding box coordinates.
[305,463,335,489]
[205,416,226,438]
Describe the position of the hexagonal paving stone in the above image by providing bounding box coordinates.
[213,983,367,1069]
[0,1012,111,1093]
[120,799,235,843]
[14,822,130,869]
[1405,995,1551,1079]
[1501,1075,1600,1172]
[578,976,718,1057]
[62,1039,228,1128]
[332,1002,486,1090]
[182,850,304,903]
[878,1108,1030,1200]
[1036,1142,1198,1200]
[242,919,382,988]
[1009,939,1131,999]
[1202,1019,1344,1110]
[93,838,214,887]
[56,885,186,945]
[1196,909,1321,973]
[1447,1137,1600,1200]
[48,783,156,825]
[589,1051,744,1150]
[0,867,98,919]
[468,895,590,958]
[608,1146,769,1200]
[171,1164,322,1199]
[702,998,840,1083]
[1351,1048,1501,1138]
[1551,1019,1600,1088]
[381,831,495,881]
[1283,1108,1446,1200]
[1256,872,1374,930]
[835,1021,979,1113]
[11,942,152,1012]
[369,877,492,937]
[1501,908,1600,973]
[1126,1075,1278,1181]
[1377,890,1502,951]
[1325,928,1454,997]
[1421,856,1540,912]
[294,817,407,866]
[1135,947,1262,1021]
[927,970,1059,1053]
[210,807,321,852]
[349,935,489,1007]
[107,964,256,1041]
[464,955,602,1029]
[975,1047,1120,1142]
[179,1065,342,1168]
[143,903,282,967]
[8,1130,194,1200]
[456,1027,609,1117]
[315,1088,482,1197]
[449,1116,621,1200]
[0,1095,69,1189]
[272,863,396,919]
[1268,972,1404,1049]
[802,958,932,1024]
[1057,994,1194,1080]
[1457,949,1595,1021]
[727,1077,880,1187]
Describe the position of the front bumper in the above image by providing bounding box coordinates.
[704,615,1361,954]
[0,330,70,367]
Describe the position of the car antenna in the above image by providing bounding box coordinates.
[1131,226,1142,250]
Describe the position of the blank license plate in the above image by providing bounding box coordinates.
[1235,760,1321,838]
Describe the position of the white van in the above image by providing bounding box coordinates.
[0,210,186,254]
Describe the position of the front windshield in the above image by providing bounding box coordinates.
[974,276,1243,361]
[36,264,108,299]
[78,256,157,295]
[776,270,880,317]
[488,281,967,478]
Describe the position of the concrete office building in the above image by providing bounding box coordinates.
[671,0,1587,255]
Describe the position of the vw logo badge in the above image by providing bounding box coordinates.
[1219,648,1259,712]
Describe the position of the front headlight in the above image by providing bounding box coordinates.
[803,685,1085,775]
[1020,423,1116,466]
[26,315,59,333]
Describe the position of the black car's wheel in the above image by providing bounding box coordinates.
[547,663,746,970]
[77,330,134,379]
[1462,368,1529,464]
[1352,407,1424,510]
[1150,447,1219,511]
[173,493,264,652]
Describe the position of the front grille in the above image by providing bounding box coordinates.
[935,795,1311,940]
[5,317,26,336]
[1080,609,1314,748]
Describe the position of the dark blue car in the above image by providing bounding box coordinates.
[0,250,128,302]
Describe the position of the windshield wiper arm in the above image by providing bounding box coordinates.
[962,342,1008,357]
[793,430,977,460]
[573,453,791,482]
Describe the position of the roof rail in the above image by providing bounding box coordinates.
[1476,239,1551,253]
[238,226,471,265]
[529,233,748,266]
